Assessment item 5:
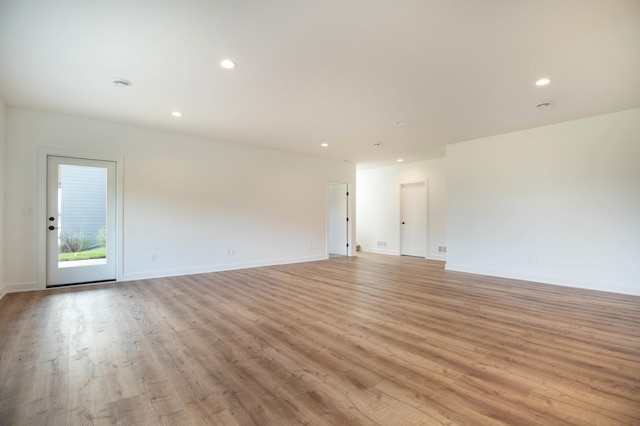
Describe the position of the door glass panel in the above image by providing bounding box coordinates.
[57,164,108,268]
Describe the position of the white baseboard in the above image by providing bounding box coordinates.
[5,281,40,294]
[360,247,399,256]
[445,263,640,297]
[0,284,5,301]
[425,254,446,261]
[361,249,446,262]
[121,255,329,282]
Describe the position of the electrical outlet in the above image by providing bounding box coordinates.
[377,241,387,247]
[151,254,157,261]
[227,249,236,256]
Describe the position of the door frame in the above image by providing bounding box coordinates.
[399,180,428,258]
[38,148,124,290]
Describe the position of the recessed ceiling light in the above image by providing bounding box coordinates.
[535,101,552,109]
[171,111,183,118]
[112,78,132,88]
[394,121,405,126]
[535,78,551,86]
[321,143,329,147]
[220,59,236,69]
[397,158,404,162]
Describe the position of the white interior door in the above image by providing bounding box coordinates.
[400,182,426,257]
[328,182,348,255]
[47,156,117,286]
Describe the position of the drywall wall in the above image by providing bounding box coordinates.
[0,99,5,299]
[4,107,355,291]
[446,108,640,295]
[356,158,447,260]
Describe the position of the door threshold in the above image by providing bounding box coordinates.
[47,279,116,289]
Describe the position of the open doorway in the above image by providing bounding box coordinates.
[328,182,349,257]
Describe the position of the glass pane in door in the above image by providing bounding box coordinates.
[57,164,108,268]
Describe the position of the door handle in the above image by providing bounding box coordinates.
[48,225,58,231]
[402,221,405,224]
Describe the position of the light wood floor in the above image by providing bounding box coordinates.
[1,253,639,425]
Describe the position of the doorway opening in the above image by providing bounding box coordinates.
[328,182,349,257]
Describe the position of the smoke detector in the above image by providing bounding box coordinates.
[112,78,132,88]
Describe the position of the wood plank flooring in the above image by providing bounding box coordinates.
[1,252,639,425]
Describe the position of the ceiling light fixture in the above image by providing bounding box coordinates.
[394,121,405,126]
[535,78,551,86]
[112,78,132,88]
[372,142,382,148]
[397,158,404,162]
[220,59,236,69]
[171,111,184,118]
[535,101,552,109]
[321,143,329,147]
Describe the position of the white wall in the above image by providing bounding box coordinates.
[4,107,355,291]
[0,98,5,299]
[356,158,447,260]
[446,108,640,295]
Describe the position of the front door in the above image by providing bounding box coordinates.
[47,156,117,286]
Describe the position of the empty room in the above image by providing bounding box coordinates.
[1,1,639,425]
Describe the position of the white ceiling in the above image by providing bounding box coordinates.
[1,0,639,167]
